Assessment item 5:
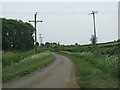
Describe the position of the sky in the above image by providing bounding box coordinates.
[1,1,118,45]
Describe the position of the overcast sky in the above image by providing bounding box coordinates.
[1,1,118,45]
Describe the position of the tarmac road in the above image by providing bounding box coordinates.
[3,52,79,88]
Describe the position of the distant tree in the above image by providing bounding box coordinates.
[53,42,57,45]
[75,43,78,46]
[90,35,97,46]
[58,42,60,46]
[36,42,39,46]
[117,39,120,42]
[45,42,51,48]
[41,43,44,46]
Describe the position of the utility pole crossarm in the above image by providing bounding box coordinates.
[29,20,42,22]
[29,20,34,22]
[36,21,42,22]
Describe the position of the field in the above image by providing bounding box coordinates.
[2,52,55,83]
[54,41,119,88]
[54,41,118,56]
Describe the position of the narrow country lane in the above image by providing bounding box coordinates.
[3,52,79,88]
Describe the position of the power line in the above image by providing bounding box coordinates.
[29,12,42,54]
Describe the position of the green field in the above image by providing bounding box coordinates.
[3,52,55,83]
[54,40,118,55]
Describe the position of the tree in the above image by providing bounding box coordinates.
[2,18,35,51]
[75,43,78,46]
[58,42,60,46]
[36,42,39,46]
[90,35,97,46]
[45,42,51,48]
[41,43,44,46]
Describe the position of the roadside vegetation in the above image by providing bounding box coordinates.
[53,41,119,88]
[3,52,55,83]
[58,51,118,88]
[2,50,34,68]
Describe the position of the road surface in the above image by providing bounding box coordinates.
[3,52,79,88]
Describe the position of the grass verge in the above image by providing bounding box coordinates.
[3,52,55,83]
[57,51,118,88]
[2,50,34,67]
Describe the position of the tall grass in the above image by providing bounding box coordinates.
[58,51,118,88]
[3,52,55,83]
[2,50,34,67]
[75,52,118,78]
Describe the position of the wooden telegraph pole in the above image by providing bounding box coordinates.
[29,12,42,54]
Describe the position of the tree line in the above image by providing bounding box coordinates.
[2,18,35,51]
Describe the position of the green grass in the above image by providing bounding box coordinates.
[57,51,118,88]
[54,41,119,56]
[2,50,34,67]
[2,52,55,83]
